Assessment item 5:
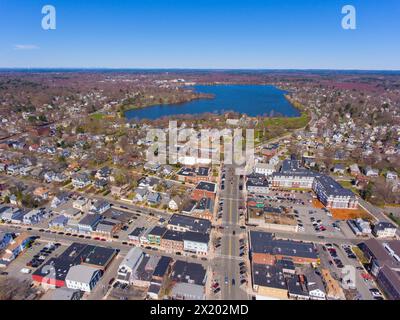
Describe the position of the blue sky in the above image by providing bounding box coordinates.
[0,0,399,69]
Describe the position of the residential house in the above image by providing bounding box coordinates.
[333,164,345,174]
[72,173,91,189]
[0,233,31,267]
[23,208,46,225]
[134,188,148,202]
[365,166,379,177]
[51,193,70,208]
[49,215,69,230]
[116,248,144,284]
[373,222,397,238]
[90,200,111,214]
[349,164,361,176]
[0,232,13,250]
[169,196,183,211]
[111,184,130,197]
[72,197,91,212]
[78,214,103,234]
[147,192,161,206]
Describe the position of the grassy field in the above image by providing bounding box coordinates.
[90,113,105,120]
[264,111,310,130]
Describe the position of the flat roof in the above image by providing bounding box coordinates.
[171,260,206,286]
[183,231,210,244]
[168,214,211,233]
[250,231,317,260]
[252,263,286,289]
[195,181,217,193]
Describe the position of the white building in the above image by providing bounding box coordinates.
[23,209,45,225]
[65,265,102,293]
[254,163,276,176]
[116,248,144,284]
[373,222,397,238]
[183,232,209,255]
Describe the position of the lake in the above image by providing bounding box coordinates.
[124,84,300,120]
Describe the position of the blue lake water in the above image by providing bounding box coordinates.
[125,84,300,120]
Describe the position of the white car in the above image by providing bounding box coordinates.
[20,268,31,274]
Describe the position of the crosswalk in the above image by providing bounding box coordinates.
[214,253,246,261]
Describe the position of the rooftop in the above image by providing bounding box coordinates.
[195,181,217,193]
[250,231,317,260]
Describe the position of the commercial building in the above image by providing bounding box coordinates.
[250,231,318,265]
[191,181,217,201]
[252,263,288,299]
[183,232,210,255]
[271,157,358,209]
[246,173,270,194]
[167,214,211,234]
[65,265,102,293]
[32,243,117,287]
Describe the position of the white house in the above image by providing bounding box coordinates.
[365,166,379,177]
[373,222,397,238]
[90,200,111,214]
[23,209,45,225]
[386,171,398,181]
[116,248,144,284]
[169,196,183,211]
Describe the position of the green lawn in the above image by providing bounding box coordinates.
[90,113,105,120]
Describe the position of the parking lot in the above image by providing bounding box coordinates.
[2,240,66,282]
[317,242,379,300]
[117,210,160,242]
[262,189,356,238]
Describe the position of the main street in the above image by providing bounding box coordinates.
[213,165,249,300]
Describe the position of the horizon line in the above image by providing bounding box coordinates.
[1,67,400,72]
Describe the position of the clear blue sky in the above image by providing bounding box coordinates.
[0,0,399,69]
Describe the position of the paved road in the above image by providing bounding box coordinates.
[0,224,208,267]
[216,165,249,300]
